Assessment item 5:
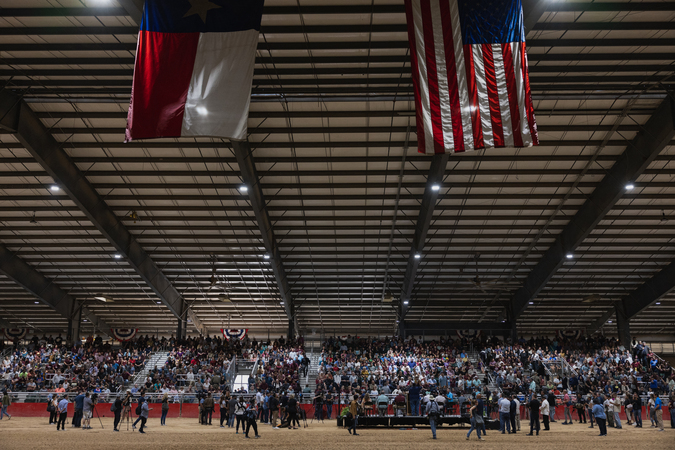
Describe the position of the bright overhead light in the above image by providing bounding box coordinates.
[414,253,421,259]
[280,302,285,306]
[94,296,111,302]
[196,106,208,116]
[655,302,661,305]
[34,301,39,304]
[625,183,635,190]
[566,253,574,259]
[156,301,161,304]
[239,185,248,193]
[529,302,534,305]
[403,300,409,305]
[114,254,122,259]
[264,254,270,259]
[82,319,87,322]
[431,184,440,191]
[50,185,60,191]
[608,320,612,323]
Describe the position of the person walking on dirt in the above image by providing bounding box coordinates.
[1,390,11,420]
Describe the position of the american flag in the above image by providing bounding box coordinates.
[404,0,538,154]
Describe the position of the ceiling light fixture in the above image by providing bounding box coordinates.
[625,183,635,190]
[114,254,122,259]
[239,185,248,193]
[608,320,612,323]
[566,253,574,259]
[414,253,421,259]
[34,301,39,304]
[655,302,661,305]
[431,184,440,191]
[94,296,111,302]
[529,302,534,305]
[264,254,270,260]
[403,300,409,305]
[50,185,60,191]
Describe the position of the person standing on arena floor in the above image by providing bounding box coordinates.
[1,390,11,420]
[132,390,146,430]
[325,389,334,419]
[269,392,280,429]
[540,394,550,431]
[509,395,518,433]
[228,394,237,428]
[498,393,511,434]
[48,394,58,425]
[348,395,359,436]
[138,397,151,434]
[575,397,586,424]
[160,393,169,426]
[475,393,486,437]
[547,390,557,423]
[466,399,483,441]
[669,394,675,429]
[610,393,622,429]
[409,382,422,416]
[203,392,214,425]
[244,403,260,439]
[425,395,440,440]
[563,391,573,425]
[82,392,94,430]
[220,394,229,428]
[72,390,84,428]
[113,395,123,432]
[631,393,642,428]
[287,393,300,429]
[592,397,607,437]
[653,393,664,431]
[56,394,68,431]
[587,394,595,429]
[526,394,540,436]
[235,396,247,434]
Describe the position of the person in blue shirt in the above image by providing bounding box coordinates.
[56,395,69,431]
[408,383,422,416]
[592,397,607,436]
[73,390,85,428]
[653,393,664,431]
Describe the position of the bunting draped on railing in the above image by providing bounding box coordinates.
[556,330,583,340]
[3,328,27,341]
[221,329,248,341]
[457,329,481,339]
[111,328,138,342]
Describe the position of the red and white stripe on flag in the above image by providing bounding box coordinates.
[404,0,538,154]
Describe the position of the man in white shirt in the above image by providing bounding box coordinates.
[540,395,550,431]
[499,396,512,434]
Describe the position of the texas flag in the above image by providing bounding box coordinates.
[125,0,264,142]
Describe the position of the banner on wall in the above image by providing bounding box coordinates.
[111,328,138,342]
[457,329,481,339]
[3,328,28,341]
[556,330,583,340]
[221,329,248,341]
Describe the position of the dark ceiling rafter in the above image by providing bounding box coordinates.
[0,244,111,337]
[231,140,295,326]
[510,96,675,322]
[0,89,204,336]
[399,154,449,320]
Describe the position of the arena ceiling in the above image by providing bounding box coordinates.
[0,0,675,338]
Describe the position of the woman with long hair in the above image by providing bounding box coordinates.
[160,393,169,426]
[287,393,300,429]
[466,399,483,441]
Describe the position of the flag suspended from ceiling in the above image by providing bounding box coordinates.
[404,0,538,154]
[125,0,265,142]
[111,328,139,342]
[221,328,248,340]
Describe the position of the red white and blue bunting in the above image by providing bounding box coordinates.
[457,329,481,339]
[3,328,28,341]
[111,328,138,342]
[556,330,583,340]
[221,329,247,340]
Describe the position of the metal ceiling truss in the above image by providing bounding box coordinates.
[0,89,204,336]
[0,244,110,339]
[509,96,675,323]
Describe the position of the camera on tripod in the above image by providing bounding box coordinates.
[91,393,99,402]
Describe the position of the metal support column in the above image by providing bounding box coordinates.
[615,304,631,349]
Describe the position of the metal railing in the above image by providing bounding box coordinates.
[645,342,675,355]
[225,355,236,392]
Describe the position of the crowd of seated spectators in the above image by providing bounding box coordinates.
[0,334,158,397]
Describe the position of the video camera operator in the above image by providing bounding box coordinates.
[121,389,132,423]
[82,392,95,430]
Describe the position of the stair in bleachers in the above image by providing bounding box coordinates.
[129,351,169,388]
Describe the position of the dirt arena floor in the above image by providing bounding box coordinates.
[0,417,673,450]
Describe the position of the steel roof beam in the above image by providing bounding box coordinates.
[0,89,200,333]
[399,154,449,320]
[587,259,675,333]
[0,244,110,337]
[403,321,514,334]
[231,140,295,324]
[510,96,675,320]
